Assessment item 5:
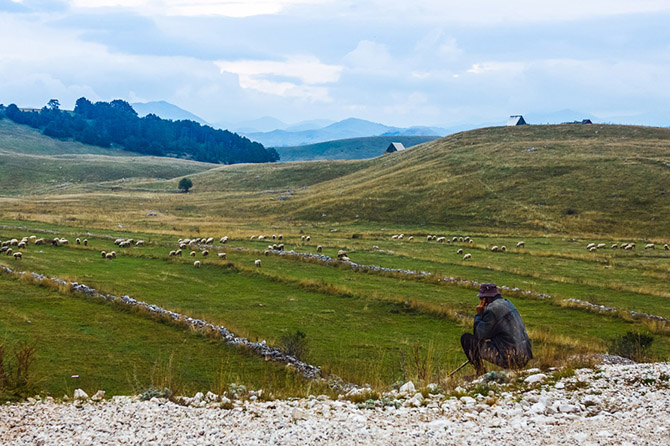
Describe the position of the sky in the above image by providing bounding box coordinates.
[2,0,670,128]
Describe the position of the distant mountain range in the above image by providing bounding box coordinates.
[131,101,208,124]
[242,118,448,147]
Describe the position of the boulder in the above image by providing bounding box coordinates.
[73,389,89,400]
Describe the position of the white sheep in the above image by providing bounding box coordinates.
[5,248,12,256]
[427,235,432,241]
[623,244,633,250]
[17,241,26,249]
[206,237,214,244]
[452,236,458,242]
[337,250,347,258]
[169,251,176,256]
[645,243,655,250]
[110,251,116,258]
[316,245,323,253]
[13,252,22,260]
[202,250,209,257]
[501,245,506,252]
[218,252,227,259]
[463,253,472,260]
[264,250,270,256]
[597,243,607,249]
[457,248,463,255]
[516,241,525,248]
[59,238,69,245]
[83,239,88,246]
[589,247,597,252]
[278,234,283,240]
[105,252,114,259]
[586,243,596,250]
[101,250,106,258]
[136,240,144,246]
[254,259,262,267]
[611,244,618,249]
[306,236,311,242]
[194,260,201,268]
[340,256,351,262]
[408,236,414,241]
[398,234,404,240]
[665,243,669,251]
[76,238,81,245]
[491,246,499,252]
[392,235,399,240]
[175,249,182,256]
[35,238,45,245]
[190,251,196,257]
[220,236,229,244]
[436,237,446,243]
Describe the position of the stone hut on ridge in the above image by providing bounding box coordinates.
[506,115,527,126]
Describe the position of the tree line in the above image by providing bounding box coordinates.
[0,98,279,164]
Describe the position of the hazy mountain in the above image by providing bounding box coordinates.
[244,118,447,147]
[131,101,208,124]
[284,119,334,132]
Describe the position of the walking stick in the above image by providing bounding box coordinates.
[447,360,470,377]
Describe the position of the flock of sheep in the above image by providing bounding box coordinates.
[390,233,525,261]
[585,242,669,252]
[0,235,86,261]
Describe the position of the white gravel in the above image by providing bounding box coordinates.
[2,362,670,445]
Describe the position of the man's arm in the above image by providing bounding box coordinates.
[473,309,498,341]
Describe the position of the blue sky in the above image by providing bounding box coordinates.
[2,0,670,128]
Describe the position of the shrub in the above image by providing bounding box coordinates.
[607,331,654,362]
[280,329,309,361]
[0,340,38,400]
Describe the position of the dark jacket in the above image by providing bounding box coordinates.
[474,296,532,361]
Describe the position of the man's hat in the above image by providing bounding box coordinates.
[477,283,499,298]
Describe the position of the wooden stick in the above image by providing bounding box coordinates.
[447,360,470,377]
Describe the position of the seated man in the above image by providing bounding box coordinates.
[461,283,533,375]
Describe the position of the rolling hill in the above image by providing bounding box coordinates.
[178,123,670,236]
[275,136,440,162]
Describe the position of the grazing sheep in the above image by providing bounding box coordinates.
[464,236,471,242]
[76,238,81,245]
[501,245,506,252]
[52,238,59,246]
[277,244,284,251]
[611,244,618,249]
[491,246,499,252]
[427,235,432,241]
[202,250,209,257]
[136,240,144,246]
[317,245,323,253]
[597,243,607,249]
[589,247,597,252]
[0,246,7,254]
[408,236,414,241]
[258,235,265,241]
[5,248,12,256]
[469,239,474,244]
[13,252,22,260]
[83,239,88,246]
[218,252,227,259]
[392,235,399,240]
[623,244,633,250]
[452,237,458,242]
[436,237,446,243]
[272,234,277,240]
[463,253,472,260]
[9,239,18,246]
[645,243,655,250]
[105,253,114,260]
[586,243,596,250]
[110,251,116,258]
[264,250,270,256]
[337,250,347,259]
[220,236,229,244]
[206,237,214,244]
[459,237,464,242]
[254,259,261,267]
[301,235,305,241]
[190,251,196,257]
[175,249,182,256]
[101,250,106,258]
[665,244,669,251]
[35,238,45,245]
[194,260,201,268]
[339,256,351,262]
[17,241,26,249]
[278,234,283,240]
[398,234,404,240]
[457,248,463,255]
[516,241,524,248]
[169,251,176,256]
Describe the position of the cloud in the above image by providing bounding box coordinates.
[343,40,393,72]
[69,0,330,17]
[215,56,342,101]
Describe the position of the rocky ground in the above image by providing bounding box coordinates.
[2,361,670,445]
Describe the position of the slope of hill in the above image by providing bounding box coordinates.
[275,136,440,162]
[184,124,670,236]
[0,119,214,195]
[244,118,445,147]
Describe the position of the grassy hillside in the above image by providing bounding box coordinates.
[275,136,439,162]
